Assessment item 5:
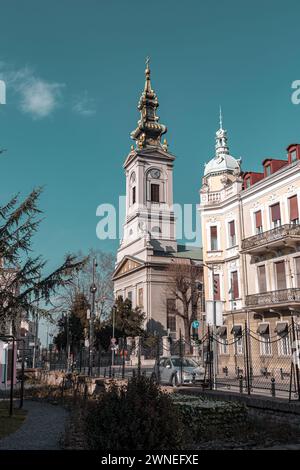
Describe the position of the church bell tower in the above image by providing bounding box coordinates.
[116,59,177,263]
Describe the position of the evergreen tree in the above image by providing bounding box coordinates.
[113,296,145,337]
[0,187,85,334]
[53,292,90,353]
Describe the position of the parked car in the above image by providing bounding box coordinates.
[151,356,205,386]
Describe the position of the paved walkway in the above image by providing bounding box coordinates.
[0,400,68,450]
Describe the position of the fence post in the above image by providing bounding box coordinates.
[179,329,183,385]
[19,341,25,409]
[244,321,251,395]
[271,377,276,397]
[122,336,126,379]
[207,325,213,390]
[239,375,243,394]
[156,334,161,385]
[291,316,300,401]
[9,338,15,417]
[137,337,141,377]
[98,350,101,377]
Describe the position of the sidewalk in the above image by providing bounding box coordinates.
[0,400,68,450]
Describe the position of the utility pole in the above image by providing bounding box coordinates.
[89,258,97,376]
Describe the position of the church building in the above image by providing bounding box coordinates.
[112,61,203,340]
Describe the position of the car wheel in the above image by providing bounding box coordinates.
[171,374,179,387]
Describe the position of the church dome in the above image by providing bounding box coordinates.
[204,112,241,176]
[204,153,240,176]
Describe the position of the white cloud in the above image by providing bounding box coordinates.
[72,91,96,117]
[0,63,64,119]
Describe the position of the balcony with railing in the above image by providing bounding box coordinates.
[246,288,300,310]
[200,186,236,206]
[241,223,300,254]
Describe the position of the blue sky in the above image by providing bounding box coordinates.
[0,0,300,274]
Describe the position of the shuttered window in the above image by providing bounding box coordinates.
[275,261,286,290]
[289,195,299,223]
[210,226,218,251]
[229,221,236,246]
[150,184,159,203]
[271,203,281,227]
[257,265,267,293]
[231,271,239,299]
[255,210,263,233]
[295,257,300,288]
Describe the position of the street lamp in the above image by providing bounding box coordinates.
[203,262,218,389]
[88,258,97,376]
[62,310,71,373]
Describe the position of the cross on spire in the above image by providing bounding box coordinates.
[219,105,223,130]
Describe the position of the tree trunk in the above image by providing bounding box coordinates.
[183,317,192,355]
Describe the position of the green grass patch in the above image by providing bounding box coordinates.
[0,401,27,439]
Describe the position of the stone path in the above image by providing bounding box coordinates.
[0,400,68,450]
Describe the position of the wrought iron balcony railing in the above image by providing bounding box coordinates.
[241,223,300,252]
[246,288,300,307]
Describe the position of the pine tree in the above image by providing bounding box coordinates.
[0,187,85,334]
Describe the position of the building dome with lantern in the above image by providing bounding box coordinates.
[204,113,241,177]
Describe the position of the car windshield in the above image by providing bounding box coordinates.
[171,358,198,368]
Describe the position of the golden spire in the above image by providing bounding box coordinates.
[130,58,167,148]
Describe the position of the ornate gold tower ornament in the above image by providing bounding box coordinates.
[130,58,167,149]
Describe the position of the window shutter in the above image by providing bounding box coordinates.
[271,203,281,222]
[255,210,262,228]
[289,195,299,222]
[231,271,239,299]
[275,261,286,290]
[229,221,235,237]
[295,257,300,288]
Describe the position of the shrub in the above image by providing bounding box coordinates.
[85,375,186,450]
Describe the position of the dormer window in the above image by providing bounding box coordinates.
[291,150,297,162]
[245,177,251,189]
[265,164,271,177]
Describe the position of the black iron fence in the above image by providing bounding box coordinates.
[32,319,300,402]
[200,319,300,401]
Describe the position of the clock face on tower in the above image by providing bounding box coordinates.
[150,169,160,179]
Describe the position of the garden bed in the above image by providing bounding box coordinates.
[0,402,27,439]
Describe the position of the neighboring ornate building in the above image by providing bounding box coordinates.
[199,112,300,374]
[112,61,203,340]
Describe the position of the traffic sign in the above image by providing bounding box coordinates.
[192,320,200,329]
